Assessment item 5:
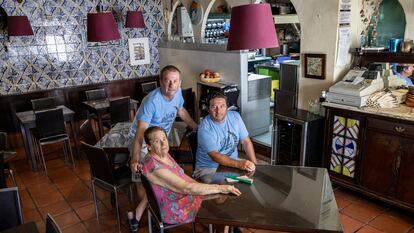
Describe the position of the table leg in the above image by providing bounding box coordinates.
[20,123,37,170]
[97,113,104,139]
[70,119,81,158]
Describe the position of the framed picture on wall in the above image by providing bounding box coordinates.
[128,37,150,66]
[304,53,326,80]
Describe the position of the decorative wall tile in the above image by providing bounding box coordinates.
[0,0,164,95]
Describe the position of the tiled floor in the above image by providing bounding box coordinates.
[5,146,414,233]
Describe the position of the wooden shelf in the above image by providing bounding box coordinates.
[273,14,299,24]
[350,48,414,67]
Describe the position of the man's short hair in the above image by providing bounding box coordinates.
[144,126,166,145]
[160,65,181,81]
[208,92,228,107]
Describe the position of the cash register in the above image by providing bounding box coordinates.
[326,69,384,107]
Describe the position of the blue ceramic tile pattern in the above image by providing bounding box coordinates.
[0,0,164,95]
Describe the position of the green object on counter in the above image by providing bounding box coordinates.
[224,175,253,185]
[376,0,405,47]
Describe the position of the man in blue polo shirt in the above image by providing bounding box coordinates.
[193,92,257,183]
[127,65,197,232]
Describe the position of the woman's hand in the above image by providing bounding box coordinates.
[219,185,241,196]
[130,159,143,173]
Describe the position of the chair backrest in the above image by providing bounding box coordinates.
[110,97,130,125]
[31,97,56,111]
[79,120,97,145]
[35,108,67,139]
[187,131,198,171]
[80,142,115,185]
[0,187,23,231]
[140,175,163,221]
[45,213,62,233]
[0,152,6,188]
[0,132,7,151]
[182,88,195,119]
[85,89,107,101]
[141,81,158,95]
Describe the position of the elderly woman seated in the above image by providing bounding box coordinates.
[127,126,241,231]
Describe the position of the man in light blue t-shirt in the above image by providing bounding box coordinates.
[127,65,197,230]
[395,64,414,87]
[193,92,257,183]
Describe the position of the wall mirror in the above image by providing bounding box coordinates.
[189,0,203,25]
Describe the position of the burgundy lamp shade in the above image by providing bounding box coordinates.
[125,11,145,28]
[227,3,278,51]
[7,16,34,36]
[87,11,120,42]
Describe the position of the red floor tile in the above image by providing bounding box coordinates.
[341,200,385,223]
[356,225,384,233]
[369,209,414,233]
[38,200,72,218]
[340,213,365,233]
[53,211,81,229]
[62,222,88,233]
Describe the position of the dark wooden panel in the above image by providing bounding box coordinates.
[367,117,414,138]
[396,138,414,205]
[360,130,398,195]
[0,76,158,133]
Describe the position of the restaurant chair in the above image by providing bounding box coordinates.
[81,142,134,231]
[34,108,75,175]
[187,131,198,171]
[85,88,107,101]
[0,187,23,231]
[141,175,195,233]
[138,81,158,103]
[45,213,62,233]
[79,120,97,146]
[31,97,57,111]
[0,132,17,187]
[176,88,195,121]
[170,129,197,171]
[109,96,131,126]
[85,89,111,127]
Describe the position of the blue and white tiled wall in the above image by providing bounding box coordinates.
[0,0,164,95]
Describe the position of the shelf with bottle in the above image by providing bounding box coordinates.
[273,14,299,24]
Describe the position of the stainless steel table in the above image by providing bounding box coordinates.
[196,165,343,233]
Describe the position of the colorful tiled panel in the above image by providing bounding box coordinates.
[330,116,360,178]
[0,0,164,95]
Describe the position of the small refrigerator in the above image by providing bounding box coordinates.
[271,109,325,167]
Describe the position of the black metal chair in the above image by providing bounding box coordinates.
[31,97,57,111]
[34,108,75,175]
[85,88,107,101]
[79,120,97,146]
[187,131,198,171]
[81,142,134,231]
[0,132,17,187]
[85,89,111,127]
[0,187,23,231]
[45,213,62,233]
[138,81,158,103]
[170,129,197,171]
[141,175,195,233]
[109,97,131,126]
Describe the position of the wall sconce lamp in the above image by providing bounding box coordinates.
[227,3,278,51]
[7,15,34,36]
[125,11,145,28]
[87,7,120,42]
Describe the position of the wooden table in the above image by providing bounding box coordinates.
[196,165,343,233]
[15,105,80,171]
[82,97,138,138]
[0,222,39,233]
